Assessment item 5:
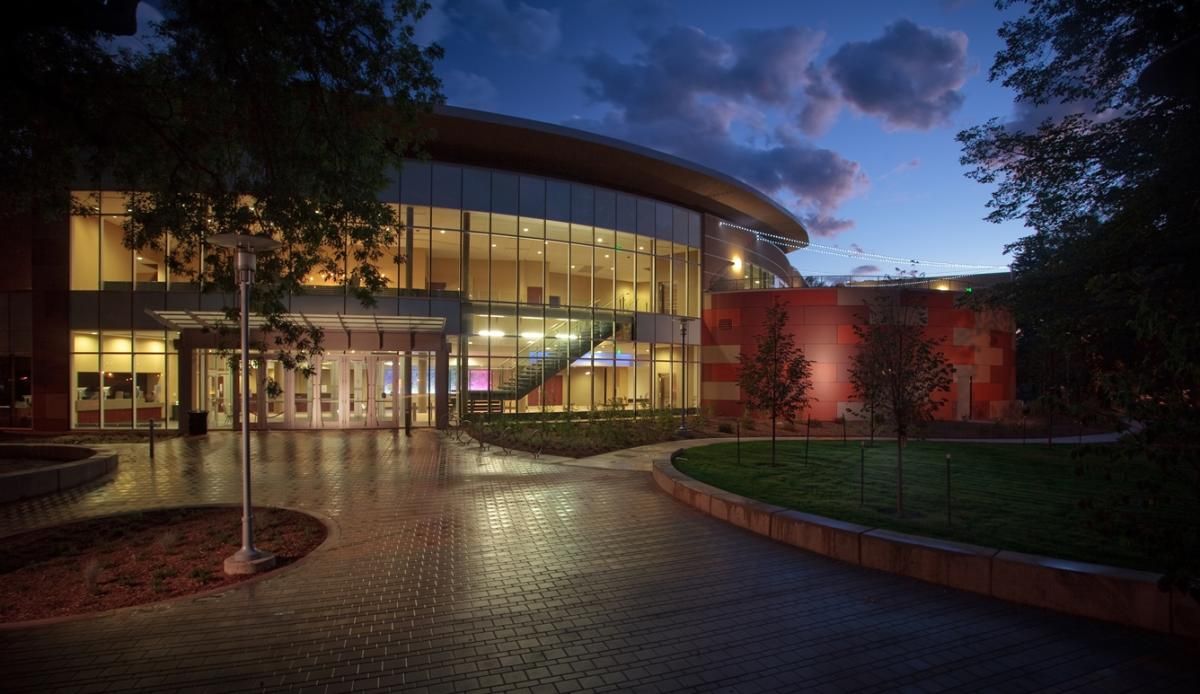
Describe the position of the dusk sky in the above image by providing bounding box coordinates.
[418,0,1027,278]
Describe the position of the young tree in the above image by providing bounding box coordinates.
[959,0,1200,596]
[848,295,953,515]
[4,0,444,367]
[737,297,814,465]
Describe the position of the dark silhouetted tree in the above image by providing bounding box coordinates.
[959,0,1200,596]
[3,0,444,367]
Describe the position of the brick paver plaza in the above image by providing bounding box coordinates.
[1,431,1197,692]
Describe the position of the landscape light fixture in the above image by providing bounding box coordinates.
[677,316,696,436]
[209,233,282,576]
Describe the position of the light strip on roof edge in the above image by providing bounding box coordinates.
[718,221,1010,271]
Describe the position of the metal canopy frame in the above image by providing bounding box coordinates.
[147,309,446,334]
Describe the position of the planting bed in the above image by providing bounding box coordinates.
[0,506,326,623]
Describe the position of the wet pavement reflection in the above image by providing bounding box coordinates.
[0,430,1195,693]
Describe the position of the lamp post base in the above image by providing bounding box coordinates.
[676,426,691,438]
[223,548,277,575]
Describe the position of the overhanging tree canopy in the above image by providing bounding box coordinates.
[3,0,444,366]
[958,0,1200,594]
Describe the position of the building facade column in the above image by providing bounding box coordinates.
[31,213,70,431]
[177,333,195,433]
[435,341,449,430]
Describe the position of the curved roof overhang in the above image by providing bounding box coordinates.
[424,106,809,247]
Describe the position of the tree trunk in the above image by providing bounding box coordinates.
[896,434,904,516]
[771,415,777,466]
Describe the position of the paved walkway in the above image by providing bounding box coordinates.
[0,431,1195,693]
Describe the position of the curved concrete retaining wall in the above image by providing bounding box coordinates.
[653,457,1198,640]
[0,445,119,503]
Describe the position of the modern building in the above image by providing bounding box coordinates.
[0,107,1015,433]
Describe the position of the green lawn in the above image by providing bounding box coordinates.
[675,440,1191,572]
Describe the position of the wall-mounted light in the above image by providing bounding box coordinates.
[731,256,743,273]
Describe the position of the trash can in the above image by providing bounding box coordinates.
[187,410,209,436]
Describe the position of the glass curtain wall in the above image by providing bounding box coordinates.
[448,172,701,416]
[68,164,705,425]
[70,330,180,429]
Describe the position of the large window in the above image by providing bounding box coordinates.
[69,170,705,318]
[71,330,180,429]
[68,168,707,425]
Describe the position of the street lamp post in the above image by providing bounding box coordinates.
[677,317,696,436]
[210,233,281,576]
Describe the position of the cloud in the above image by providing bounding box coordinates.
[101,2,167,55]
[576,25,865,235]
[1006,97,1122,134]
[442,69,498,109]
[450,0,561,56]
[798,64,842,135]
[800,213,856,238]
[824,19,969,130]
[879,157,921,180]
[725,27,826,104]
[849,243,866,254]
[852,264,882,275]
[413,0,452,45]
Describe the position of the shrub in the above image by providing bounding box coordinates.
[189,567,214,583]
[81,558,102,594]
[155,530,179,551]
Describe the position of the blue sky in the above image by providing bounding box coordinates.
[418,0,1029,278]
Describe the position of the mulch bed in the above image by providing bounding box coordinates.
[0,507,326,622]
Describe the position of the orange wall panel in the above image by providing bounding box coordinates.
[836,324,861,345]
[811,361,839,383]
[701,287,1017,423]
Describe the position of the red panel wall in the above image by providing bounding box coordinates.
[703,288,1017,422]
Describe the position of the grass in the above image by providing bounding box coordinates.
[675,440,1193,572]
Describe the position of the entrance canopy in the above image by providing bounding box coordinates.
[147,310,446,334]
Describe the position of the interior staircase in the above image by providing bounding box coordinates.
[466,316,614,413]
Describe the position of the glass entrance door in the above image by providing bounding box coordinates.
[410,354,434,426]
[347,357,369,427]
[319,359,339,427]
[206,351,436,430]
[374,358,397,427]
[264,359,287,429]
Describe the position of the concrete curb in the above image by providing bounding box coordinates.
[0,445,119,504]
[653,457,1198,640]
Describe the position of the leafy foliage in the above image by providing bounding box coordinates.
[4,1,444,367]
[958,0,1200,596]
[465,410,680,458]
[737,297,814,464]
[848,295,953,514]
